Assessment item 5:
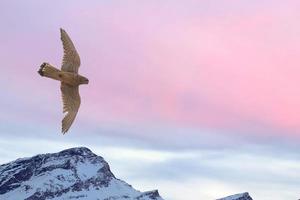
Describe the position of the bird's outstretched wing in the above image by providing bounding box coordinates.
[60,28,81,73]
[61,83,81,134]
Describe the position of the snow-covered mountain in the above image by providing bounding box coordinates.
[217,192,253,200]
[0,147,164,200]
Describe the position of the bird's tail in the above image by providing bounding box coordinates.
[38,63,62,81]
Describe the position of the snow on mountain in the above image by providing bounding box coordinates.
[217,192,253,200]
[0,147,164,200]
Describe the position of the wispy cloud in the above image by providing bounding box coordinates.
[1,135,299,200]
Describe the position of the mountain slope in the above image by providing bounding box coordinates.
[0,147,163,200]
[217,192,253,200]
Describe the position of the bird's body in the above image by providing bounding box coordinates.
[38,28,89,134]
[38,63,88,86]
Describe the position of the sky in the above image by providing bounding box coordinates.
[0,1,300,199]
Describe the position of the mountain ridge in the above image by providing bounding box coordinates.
[0,147,253,200]
[0,147,163,200]
[217,192,253,200]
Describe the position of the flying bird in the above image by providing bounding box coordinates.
[38,28,89,134]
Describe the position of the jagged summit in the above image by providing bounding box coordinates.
[58,147,95,155]
[0,147,163,200]
[217,192,253,200]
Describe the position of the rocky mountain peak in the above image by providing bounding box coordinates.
[217,192,253,200]
[0,147,163,200]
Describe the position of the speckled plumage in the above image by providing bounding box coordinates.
[38,28,89,134]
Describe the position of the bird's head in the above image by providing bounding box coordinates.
[79,76,89,84]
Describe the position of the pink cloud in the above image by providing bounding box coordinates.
[77,1,300,135]
[2,0,300,139]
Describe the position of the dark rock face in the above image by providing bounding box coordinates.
[0,147,164,200]
[136,190,161,200]
[217,192,253,200]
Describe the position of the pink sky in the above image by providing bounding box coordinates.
[75,1,300,135]
[1,0,300,138]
